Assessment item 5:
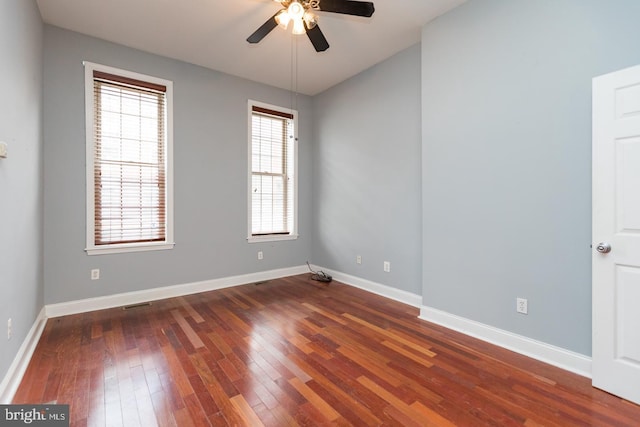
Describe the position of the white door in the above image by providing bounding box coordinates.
[593,64,640,405]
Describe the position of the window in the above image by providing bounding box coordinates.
[84,62,174,255]
[248,101,298,242]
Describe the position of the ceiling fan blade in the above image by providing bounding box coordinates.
[305,23,330,52]
[247,13,279,44]
[317,0,375,17]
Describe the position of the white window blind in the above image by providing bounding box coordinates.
[85,63,173,254]
[249,104,297,239]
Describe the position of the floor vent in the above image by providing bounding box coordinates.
[122,302,152,310]
[254,280,269,286]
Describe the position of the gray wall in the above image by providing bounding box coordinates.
[312,45,422,295]
[0,0,44,381]
[422,0,640,356]
[43,26,313,304]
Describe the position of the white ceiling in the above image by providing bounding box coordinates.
[36,0,466,95]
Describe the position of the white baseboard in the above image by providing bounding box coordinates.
[311,266,422,308]
[419,305,592,378]
[46,265,308,318]
[0,307,47,404]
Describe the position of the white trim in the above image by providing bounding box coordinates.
[419,305,592,378]
[247,234,299,244]
[0,307,47,404]
[310,265,422,308]
[86,242,175,256]
[45,265,308,318]
[83,61,174,255]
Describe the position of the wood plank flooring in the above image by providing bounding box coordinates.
[12,275,640,426]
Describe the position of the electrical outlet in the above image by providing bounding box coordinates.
[516,297,528,314]
[258,251,263,260]
[91,269,100,280]
[7,318,12,340]
[356,255,362,264]
[383,261,391,272]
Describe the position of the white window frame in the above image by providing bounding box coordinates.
[247,100,298,243]
[84,61,174,255]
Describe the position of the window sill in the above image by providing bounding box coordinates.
[86,242,175,256]
[247,234,298,244]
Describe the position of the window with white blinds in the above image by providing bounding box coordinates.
[84,62,174,255]
[248,101,298,242]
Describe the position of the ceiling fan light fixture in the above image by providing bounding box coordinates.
[303,11,318,29]
[287,1,305,20]
[275,9,291,29]
[291,17,306,35]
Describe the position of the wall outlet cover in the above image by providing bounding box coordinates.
[516,297,528,314]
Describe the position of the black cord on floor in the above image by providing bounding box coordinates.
[306,261,332,283]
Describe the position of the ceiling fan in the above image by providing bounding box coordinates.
[247,0,375,52]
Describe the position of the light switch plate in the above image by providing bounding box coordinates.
[0,141,7,158]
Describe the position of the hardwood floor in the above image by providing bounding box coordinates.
[12,275,640,426]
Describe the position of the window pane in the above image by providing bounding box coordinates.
[141,117,158,142]
[252,115,285,174]
[100,111,121,138]
[121,93,140,116]
[140,98,158,119]
[252,173,285,234]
